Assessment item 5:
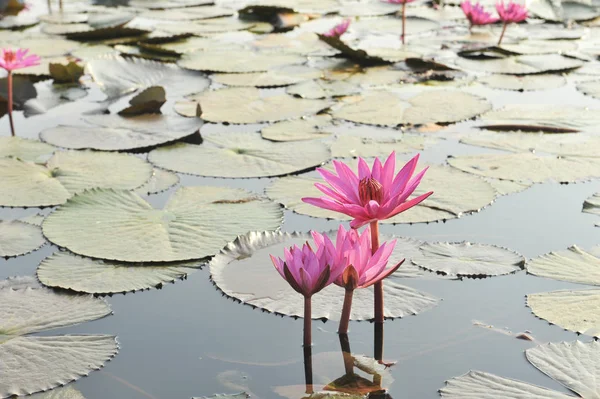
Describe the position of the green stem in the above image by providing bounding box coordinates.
[304,296,312,348]
[7,71,15,137]
[338,289,354,334]
[371,221,383,323]
[339,333,353,375]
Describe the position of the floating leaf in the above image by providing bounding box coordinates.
[134,168,179,195]
[148,131,330,178]
[261,115,333,142]
[0,137,55,163]
[317,34,388,65]
[23,81,88,117]
[331,134,437,158]
[37,251,201,294]
[157,18,259,35]
[42,187,283,262]
[0,151,153,207]
[118,86,166,115]
[175,88,330,123]
[527,245,600,285]
[41,115,201,151]
[479,105,600,132]
[192,394,250,399]
[456,54,583,75]
[333,90,491,126]
[478,74,566,91]
[87,55,210,99]
[0,75,37,108]
[0,220,45,258]
[178,50,306,73]
[266,163,496,224]
[583,193,600,224]
[448,153,600,183]
[577,80,600,99]
[210,231,439,320]
[412,242,525,277]
[0,276,41,290]
[287,80,360,99]
[49,61,85,84]
[212,66,322,88]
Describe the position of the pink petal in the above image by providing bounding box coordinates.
[390,154,419,198]
[358,157,371,180]
[388,191,433,218]
[301,196,347,214]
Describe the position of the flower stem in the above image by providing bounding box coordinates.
[338,289,354,334]
[303,296,312,348]
[47,0,52,13]
[59,0,63,11]
[498,22,508,46]
[401,2,407,45]
[7,71,15,137]
[374,321,384,361]
[303,345,314,394]
[339,333,353,375]
[371,221,383,324]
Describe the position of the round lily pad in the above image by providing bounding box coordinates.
[0,137,55,163]
[41,115,202,151]
[212,65,322,87]
[42,187,283,262]
[478,74,566,91]
[37,251,202,294]
[527,245,600,286]
[479,105,600,132]
[0,220,46,258]
[456,54,583,75]
[178,50,306,73]
[286,80,360,99]
[333,90,491,126]
[148,131,331,178]
[527,289,600,337]
[331,134,437,158]
[134,168,179,195]
[209,231,439,320]
[448,153,600,183]
[175,88,331,123]
[261,115,333,142]
[266,163,497,224]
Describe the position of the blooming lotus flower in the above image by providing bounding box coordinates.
[461,1,499,29]
[1,48,40,137]
[495,1,527,45]
[383,0,417,44]
[323,19,351,38]
[302,152,433,229]
[0,48,41,72]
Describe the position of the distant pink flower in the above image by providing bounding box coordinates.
[302,152,433,229]
[0,48,41,72]
[323,19,351,38]
[496,0,528,22]
[461,1,499,27]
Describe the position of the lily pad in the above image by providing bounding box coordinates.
[118,86,166,115]
[287,80,360,99]
[527,246,600,285]
[148,131,330,178]
[0,151,153,207]
[448,153,600,183]
[42,187,283,262]
[37,251,201,294]
[333,90,491,126]
[478,74,567,91]
[583,193,600,223]
[411,242,525,277]
[331,134,437,158]
[178,50,306,73]
[134,168,179,195]
[41,115,201,151]
[209,231,439,320]
[0,220,46,258]
[456,54,583,75]
[0,137,55,163]
[266,163,497,224]
[87,55,210,99]
[212,66,322,88]
[261,115,333,142]
[527,289,600,337]
[577,80,600,99]
[175,88,330,123]
[479,105,600,132]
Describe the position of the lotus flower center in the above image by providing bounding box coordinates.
[4,51,15,63]
[359,177,384,205]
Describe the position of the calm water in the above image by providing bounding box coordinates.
[2,31,600,399]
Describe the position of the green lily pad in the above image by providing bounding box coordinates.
[42,187,283,262]
[212,66,322,88]
[527,245,600,285]
[118,86,166,115]
[0,150,153,207]
[479,105,600,132]
[0,220,46,258]
[331,134,437,158]
[0,137,55,163]
[286,80,360,99]
[333,90,491,126]
[37,251,201,294]
[175,88,330,123]
[448,153,600,183]
[209,231,439,320]
[261,115,333,142]
[156,18,259,35]
[41,115,201,151]
[412,242,525,277]
[149,131,330,178]
[178,50,306,73]
[134,168,179,195]
[456,54,583,75]
[478,74,566,91]
[583,193,600,225]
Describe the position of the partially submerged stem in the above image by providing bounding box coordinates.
[59,0,63,11]
[339,333,354,375]
[374,321,384,361]
[303,296,312,348]
[338,289,354,334]
[371,221,383,324]
[303,345,314,394]
[401,2,407,45]
[7,71,15,137]
[497,22,508,46]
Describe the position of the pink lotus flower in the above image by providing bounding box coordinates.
[0,48,41,72]
[495,1,527,45]
[461,1,499,28]
[323,19,351,38]
[302,152,433,229]
[496,0,528,22]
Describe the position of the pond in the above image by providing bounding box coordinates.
[1,0,600,398]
